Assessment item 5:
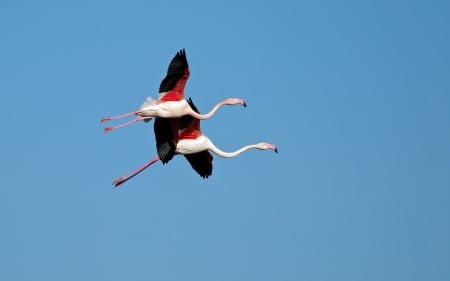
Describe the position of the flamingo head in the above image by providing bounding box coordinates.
[256,142,278,153]
[227,98,247,107]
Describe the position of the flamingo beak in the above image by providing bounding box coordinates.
[236,98,246,107]
[267,143,278,153]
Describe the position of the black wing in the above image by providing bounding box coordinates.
[159,49,189,93]
[154,118,178,164]
[184,151,213,178]
[153,49,189,162]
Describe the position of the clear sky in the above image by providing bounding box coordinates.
[1,0,449,280]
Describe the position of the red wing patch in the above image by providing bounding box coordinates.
[179,133,197,140]
[179,129,201,140]
[160,90,183,102]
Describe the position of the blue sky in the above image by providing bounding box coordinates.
[1,0,449,280]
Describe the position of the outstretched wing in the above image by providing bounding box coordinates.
[184,151,213,178]
[159,49,190,98]
[153,49,190,162]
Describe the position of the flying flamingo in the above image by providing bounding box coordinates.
[113,98,278,187]
[101,49,246,133]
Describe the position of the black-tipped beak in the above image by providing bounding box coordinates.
[274,147,278,153]
[243,101,247,108]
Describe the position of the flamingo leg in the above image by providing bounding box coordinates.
[103,116,153,134]
[113,156,160,188]
[100,109,144,123]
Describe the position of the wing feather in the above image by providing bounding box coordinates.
[154,118,178,164]
[159,49,190,95]
[154,50,190,161]
[184,151,213,178]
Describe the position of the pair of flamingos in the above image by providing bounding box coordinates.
[102,49,277,187]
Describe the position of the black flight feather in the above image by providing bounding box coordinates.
[159,49,189,93]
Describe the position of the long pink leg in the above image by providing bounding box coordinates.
[113,156,160,188]
[103,116,153,134]
[100,109,144,123]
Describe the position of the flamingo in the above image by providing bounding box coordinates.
[101,49,246,133]
[113,98,278,187]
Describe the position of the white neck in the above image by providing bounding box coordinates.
[189,99,229,120]
[205,138,260,158]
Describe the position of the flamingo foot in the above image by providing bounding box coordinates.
[102,116,149,134]
[100,117,112,123]
[103,127,113,134]
[113,177,127,188]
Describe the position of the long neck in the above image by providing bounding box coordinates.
[189,100,228,120]
[206,138,259,158]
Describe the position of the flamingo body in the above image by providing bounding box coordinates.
[101,49,246,134]
[176,136,211,155]
[140,100,191,118]
[112,98,277,187]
